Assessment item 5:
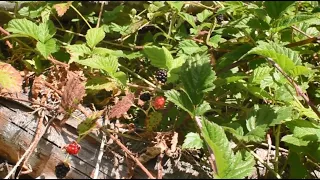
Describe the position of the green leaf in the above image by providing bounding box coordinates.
[182,132,204,150]
[143,46,174,70]
[37,20,56,43]
[92,47,125,57]
[288,152,309,179]
[195,101,211,116]
[246,105,277,131]
[36,38,58,58]
[113,71,127,86]
[286,120,320,142]
[271,14,319,32]
[181,54,216,105]
[178,12,196,28]
[208,35,223,48]
[178,40,204,55]
[196,9,213,22]
[85,27,106,48]
[281,135,309,146]
[66,44,92,57]
[164,89,194,116]
[75,55,118,75]
[167,1,184,12]
[289,65,311,77]
[250,66,273,84]
[6,18,39,41]
[201,118,254,178]
[264,1,295,19]
[248,41,301,75]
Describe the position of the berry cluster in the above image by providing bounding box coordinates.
[65,141,81,155]
[155,69,167,83]
[140,92,151,101]
[55,162,70,179]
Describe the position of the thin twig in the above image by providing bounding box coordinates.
[70,4,92,29]
[266,133,272,164]
[92,118,107,179]
[268,58,320,119]
[96,1,105,28]
[291,26,313,39]
[104,130,156,179]
[260,143,288,153]
[0,26,13,48]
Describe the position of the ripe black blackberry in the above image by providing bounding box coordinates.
[140,92,151,101]
[155,69,167,83]
[55,162,70,179]
[216,14,224,23]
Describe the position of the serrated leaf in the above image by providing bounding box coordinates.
[37,20,56,43]
[195,101,211,116]
[0,62,23,93]
[92,47,125,57]
[85,27,106,48]
[6,18,39,41]
[143,46,174,70]
[197,9,213,22]
[181,54,216,105]
[271,14,319,32]
[108,93,134,119]
[178,12,196,28]
[66,44,91,56]
[281,135,309,146]
[36,38,58,58]
[86,77,119,91]
[250,66,273,84]
[113,71,127,86]
[75,55,118,75]
[241,84,273,100]
[77,117,98,136]
[182,132,203,149]
[248,41,301,75]
[289,65,311,77]
[208,35,222,48]
[201,117,254,178]
[167,1,184,12]
[178,40,204,55]
[286,120,320,142]
[264,1,295,19]
[53,2,71,17]
[164,89,194,116]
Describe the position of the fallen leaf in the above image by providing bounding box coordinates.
[53,2,71,17]
[108,92,134,119]
[60,71,86,113]
[31,75,45,99]
[0,62,23,94]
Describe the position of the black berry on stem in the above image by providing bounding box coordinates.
[55,162,70,179]
[155,69,167,83]
[140,92,151,101]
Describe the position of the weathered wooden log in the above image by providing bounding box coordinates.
[0,95,212,179]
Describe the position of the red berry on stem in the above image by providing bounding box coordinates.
[153,96,165,110]
[65,141,81,155]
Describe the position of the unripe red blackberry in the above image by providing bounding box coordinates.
[55,162,70,179]
[140,92,151,101]
[155,69,167,83]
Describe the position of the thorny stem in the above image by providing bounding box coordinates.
[274,125,281,174]
[70,4,92,29]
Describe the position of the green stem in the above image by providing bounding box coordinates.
[70,4,92,29]
[275,124,281,173]
[168,11,177,38]
[206,17,217,45]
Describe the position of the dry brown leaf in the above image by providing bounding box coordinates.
[0,62,23,94]
[53,2,71,17]
[108,92,134,119]
[31,75,45,99]
[60,72,86,113]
